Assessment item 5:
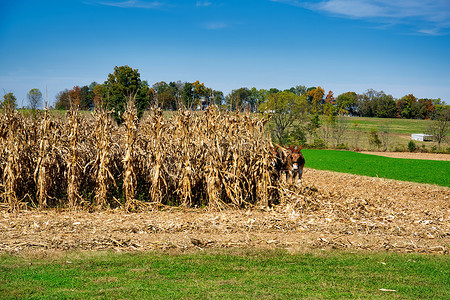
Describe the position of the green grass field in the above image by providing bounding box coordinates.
[339,116,437,135]
[302,149,450,187]
[1,250,449,299]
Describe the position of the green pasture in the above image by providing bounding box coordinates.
[1,250,449,299]
[302,150,450,187]
[339,116,437,135]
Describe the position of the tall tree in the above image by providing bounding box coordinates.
[93,84,108,107]
[55,89,70,110]
[1,92,17,110]
[336,92,357,115]
[287,85,307,96]
[249,87,269,112]
[69,86,82,108]
[181,82,194,108]
[323,90,336,116]
[306,86,325,113]
[396,94,417,119]
[104,65,150,122]
[427,106,450,150]
[374,93,396,118]
[357,89,378,117]
[226,87,251,111]
[210,90,224,106]
[152,81,178,110]
[79,83,96,110]
[27,88,43,110]
[259,91,307,144]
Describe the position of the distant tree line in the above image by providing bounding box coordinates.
[2,65,448,122]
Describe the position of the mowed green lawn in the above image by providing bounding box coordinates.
[302,150,450,187]
[1,250,449,299]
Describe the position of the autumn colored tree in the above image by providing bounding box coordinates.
[69,86,82,108]
[93,84,108,107]
[306,86,325,113]
[325,90,335,105]
[55,83,97,111]
[419,98,435,119]
[192,80,206,100]
[396,94,417,119]
[323,90,336,116]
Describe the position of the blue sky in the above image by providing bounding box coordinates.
[1,0,450,107]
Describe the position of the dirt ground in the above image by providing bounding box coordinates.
[1,167,449,255]
[361,151,450,161]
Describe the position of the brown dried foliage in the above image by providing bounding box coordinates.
[0,106,281,211]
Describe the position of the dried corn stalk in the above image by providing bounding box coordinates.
[92,108,115,209]
[0,105,281,211]
[123,98,138,211]
[66,108,80,209]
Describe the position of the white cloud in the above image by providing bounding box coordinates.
[196,1,212,7]
[98,0,164,9]
[271,0,450,35]
[417,28,441,36]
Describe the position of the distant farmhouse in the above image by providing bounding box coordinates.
[411,134,433,142]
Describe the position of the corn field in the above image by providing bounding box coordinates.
[0,104,283,212]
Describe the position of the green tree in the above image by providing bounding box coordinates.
[1,92,17,110]
[181,82,194,108]
[27,88,43,110]
[336,92,357,115]
[152,81,179,110]
[305,113,321,143]
[259,91,307,144]
[396,94,417,119]
[226,87,252,111]
[55,89,70,110]
[427,106,450,150]
[211,90,225,106]
[375,93,396,118]
[356,89,378,117]
[407,140,417,152]
[287,85,307,96]
[369,128,382,150]
[79,83,97,110]
[248,88,270,112]
[417,98,435,119]
[104,65,150,122]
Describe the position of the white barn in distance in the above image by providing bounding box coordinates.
[411,134,433,142]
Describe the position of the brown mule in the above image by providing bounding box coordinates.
[285,145,306,183]
[269,143,305,183]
